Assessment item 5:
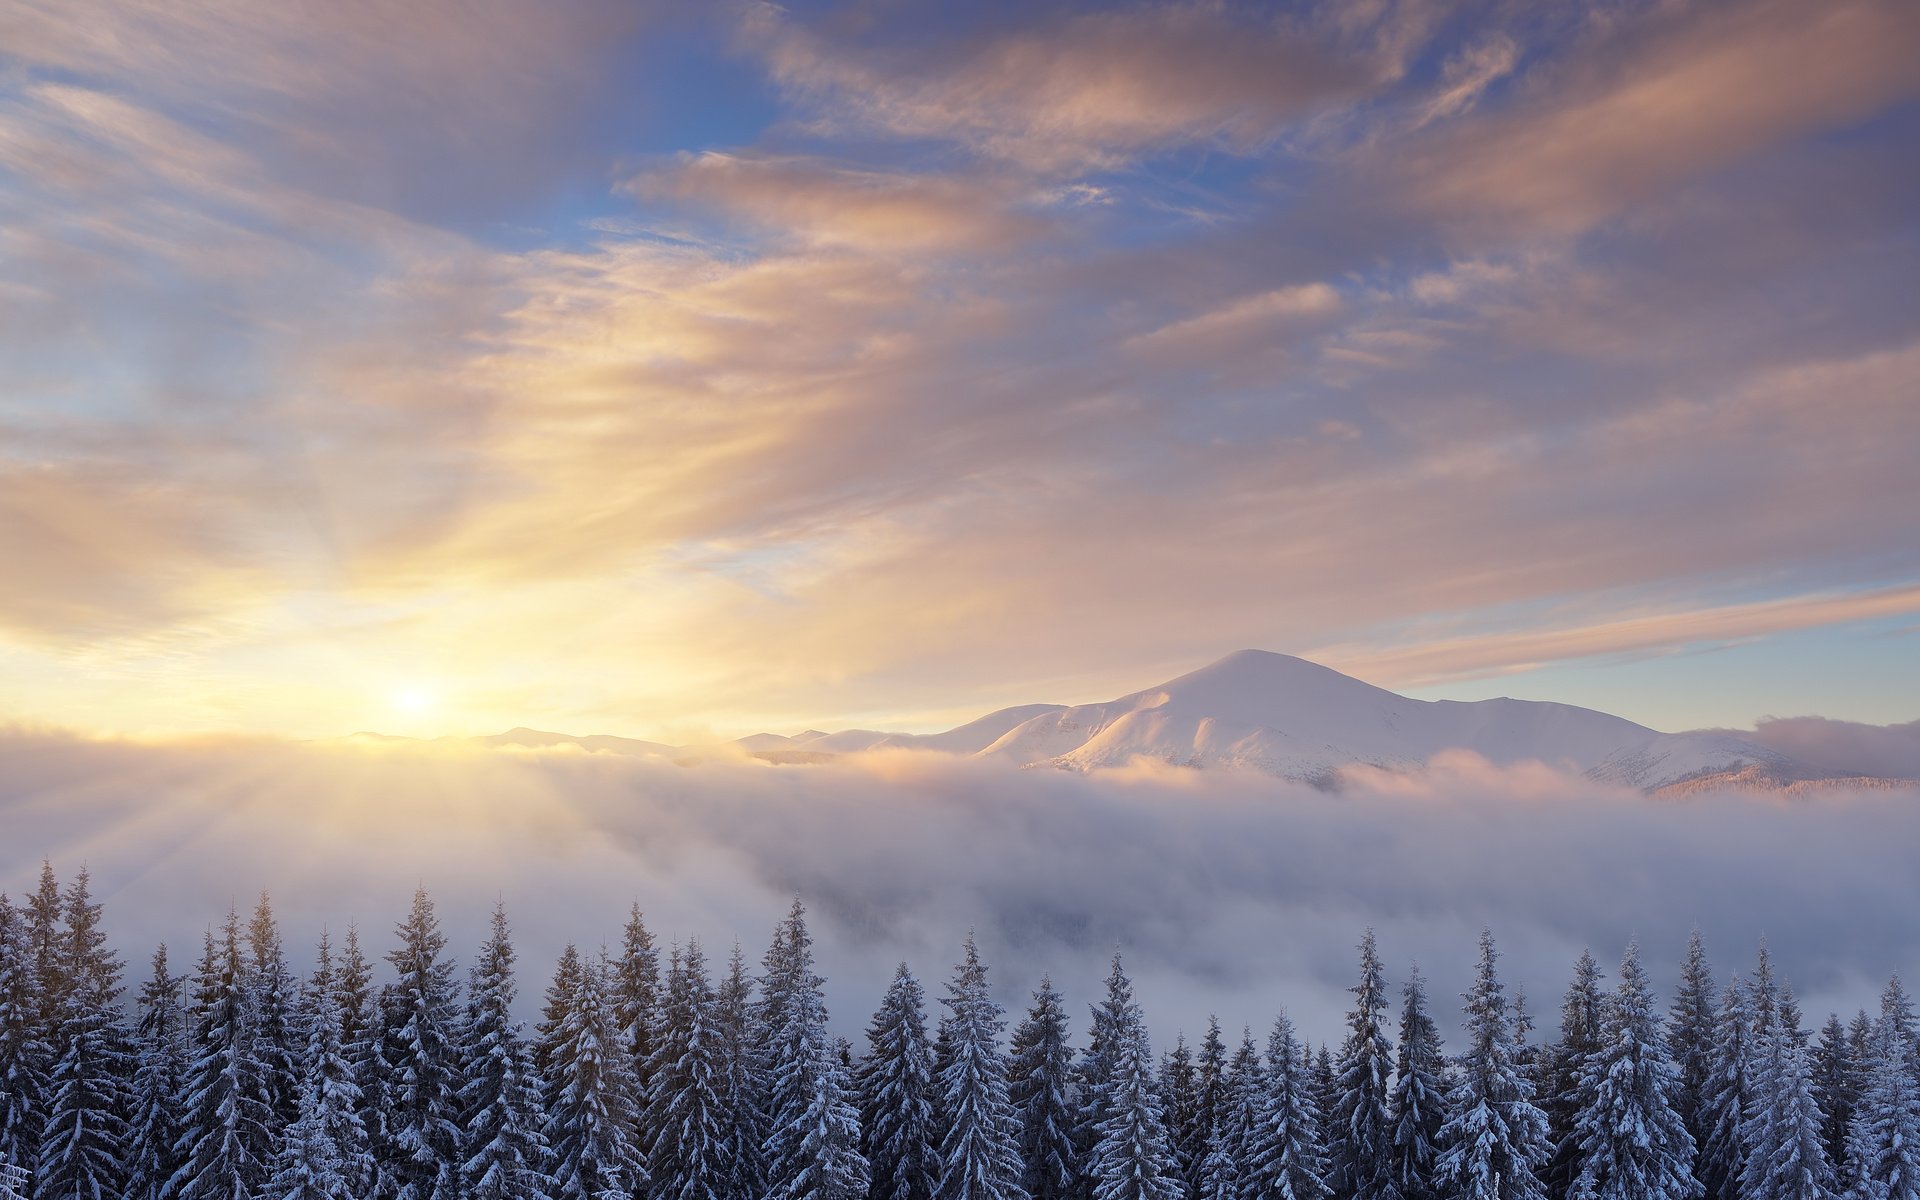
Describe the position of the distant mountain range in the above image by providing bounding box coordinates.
[373,650,1917,793]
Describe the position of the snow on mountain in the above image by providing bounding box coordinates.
[446,650,1898,791]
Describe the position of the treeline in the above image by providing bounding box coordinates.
[0,865,1917,1200]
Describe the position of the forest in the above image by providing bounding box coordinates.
[0,863,1914,1200]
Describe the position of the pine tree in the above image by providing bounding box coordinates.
[1196,1019,1228,1154]
[1668,934,1718,1162]
[25,867,64,1038]
[125,946,188,1200]
[33,869,131,1200]
[859,964,937,1200]
[1812,1015,1858,1193]
[1740,984,1830,1200]
[611,907,661,1097]
[933,935,1025,1200]
[0,894,49,1180]
[1696,976,1753,1200]
[1077,955,1138,1198]
[714,945,767,1200]
[542,950,646,1200]
[761,904,867,1200]
[1197,1130,1238,1200]
[1008,978,1076,1200]
[170,915,274,1200]
[1220,1030,1263,1186]
[1434,930,1550,1200]
[1084,956,1179,1200]
[266,937,369,1200]
[1846,978,1920,1200]
[378,888,464,1200]
[1244,1011,1330,1200]
[645,940,727,1200]
[1331,930,1397,1200]
[333,926,377,1077]
[1162,1035,1201,1198]
[1388,968,1446,1200]
[1565,943,1699,1200]
[458,909,549,1200]
[248,893,302,1141]
[1544,952,1605,1200]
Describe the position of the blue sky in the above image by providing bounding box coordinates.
[2,0,1918,738]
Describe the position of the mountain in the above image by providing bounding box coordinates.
[384,650,1907,791]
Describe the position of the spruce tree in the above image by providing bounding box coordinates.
[933,935,1025,1200]
[611,907,661,1097]
[1220,1030,1264,1185]
[1740,985,1830,1200]
[1696,976,1753,1200]
[1812,1014,1858,1193]
[1162,1035,1200,1198]
[1668,933,1718,1158]
[1084,957,1179,1200]
[859,964,937,1200]
[1008,978,1076,1200]
[1244,1011,1330,1200]
[458,909,549,1200]
[0,894,49,1179]
[1544,952,1605,1200]
[1077,955,1137,1196]
[1196,1130,1238,1200]
[1196,1019,1228,1160]
[171,915,273,1200]
[714,945,767,1200]
[33,870,131,1200]
[266,938,368,1200]
[248,893,302,1140]
[1434,930,1549,1200]
[542,950,646,1200]
[760,905,867,1200]
[1388,968,1446,1200]
[1330,930,1397,1200]
[1565,943,1698,1200]
[125,946,188,1200]
[645,940,727,1200]
[1846,978,1920,1200]
[378,888,464,1200]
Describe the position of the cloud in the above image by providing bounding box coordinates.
[743,3,1377,170]
[1735,717,1920,781]
[627,152,1048,254]
[3,731,1916,1043]
[1393,0,1920,234]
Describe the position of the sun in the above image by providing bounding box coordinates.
[389,686,439,717]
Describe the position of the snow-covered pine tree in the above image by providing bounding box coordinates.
[333,926,377,1077]
[1330,930,1397,1200]
[1739,985,1831,1200]
[1220,1030,1264,1184]
[1244,1011,1330,1200]
[1696,975,1753,1200]
[645,939,727,1200]
[169,916,274,1200]
[457,907,548,1200]
[1846,978,1920,1200]
[1668,933,1718,1161]
[933,935,1025,1200]
[542,948,646,1200]
[248,893,302,1140]
[24,867,64,1040]
[714,944,768,1200]
[1312,1048,1336,1163]
[1388,967,1446,1200]
[612,906,661,1098]
[1162,1035,1201,1197]
[1544,951,1606,1200]
[760,904,868,1200]
[32,868,131,1200]
[858,963,937,1200]
[265,935,372,1200]
[1565,942,1698,1200]
[1075,956,1135,1197]
[0,894,49,1180]
[125,946,188,1200]
[1812,1014,1858,1193]
[1197,1019,1228,1159]
[378,888,464,1200]
[1434,930,1550,1200]
[1084,957,1179,1200]
[1008,977,1076,1200]
[1196,1130,1238,1200]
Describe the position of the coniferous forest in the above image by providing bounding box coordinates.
[2,864,1916,1200]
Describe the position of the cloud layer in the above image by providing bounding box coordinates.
[5,730,1917,1042]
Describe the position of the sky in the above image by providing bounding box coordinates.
[4,0,1920,742]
